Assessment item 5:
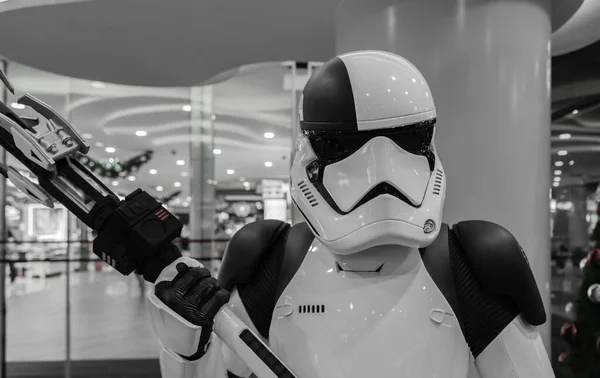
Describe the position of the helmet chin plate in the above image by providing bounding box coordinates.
[316,219,441,256]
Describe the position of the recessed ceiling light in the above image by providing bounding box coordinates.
[182,105,192,112]
[264,161,273,167]
[181,172,188,177]
[211,115,216,120]
[95,142,104,147]
[91,81,106,89]
[226,169,235,175]
[213,180,218,185]
[243,181,250,186]
[559,133,571,140]
[569,160,575,166]
[174,198,181,203]
[105,147,116,153]
[555,161,564,167]
[127,176,136,181]
[156,186,163,192]
[552,182,559,187]
[174,182,181,187]
[186,196,191,202]
[553,177,561,182]
[264,132,275,139]
[135,130,147,137]
[111,181,119,186]
[82,133,93,139]
[10,102,25,110]
[554,170,562,175]
[149,169,158,175]
[213,148,222,155]
[557,150,568,156]
[183,202,189,207]
[176,160,185,166]
[108,158,115,163]
[572,109,579,115]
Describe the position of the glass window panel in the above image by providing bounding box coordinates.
[6,260,67,364]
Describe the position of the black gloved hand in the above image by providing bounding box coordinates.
[155,263,230,359]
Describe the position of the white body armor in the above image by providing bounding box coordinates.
[269,241,470,378]
[151,245,554,378]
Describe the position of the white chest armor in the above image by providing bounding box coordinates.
[269,241,470,378]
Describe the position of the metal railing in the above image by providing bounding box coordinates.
[0,238,230,263]
[0,238,228,378]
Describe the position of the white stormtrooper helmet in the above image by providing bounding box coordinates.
[290,50,446,255]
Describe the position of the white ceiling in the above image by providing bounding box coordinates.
[4,61,297,201]
[0,0,593,87]
[0,0,337,86]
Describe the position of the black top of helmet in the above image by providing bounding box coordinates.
[301,57,359,132]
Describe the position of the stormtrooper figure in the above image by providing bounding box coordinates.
[150,51,555,378]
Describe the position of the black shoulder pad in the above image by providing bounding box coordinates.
[217,220,290,290]
[276,222,315,300]
[453,220,546,326]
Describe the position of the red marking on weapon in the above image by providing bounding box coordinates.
[155,209,165,217]
[160,213,169,221]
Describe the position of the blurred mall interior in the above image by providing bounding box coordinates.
[0,0,599,377]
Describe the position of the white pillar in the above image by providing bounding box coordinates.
[336,0,552,352]
[189,86,217,275]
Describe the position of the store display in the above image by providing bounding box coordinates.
[559,244,600,377]
[565,301,575,316]
[588,283,600,303]
[78,150,153,178]
[261,179,288,222]
[0,67,286,377]
[561,322,578,343]
[27,204,67,240]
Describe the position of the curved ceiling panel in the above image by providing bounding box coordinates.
[0,0,593,86]
[0,0,336,86]
[551,0,585,32]
[0,0,94,12]
[551,0,600,56]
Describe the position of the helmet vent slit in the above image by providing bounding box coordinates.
[299,180,319,207]
[298,304,326,314]
[432,169,443,195]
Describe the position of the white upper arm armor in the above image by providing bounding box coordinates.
[474,316,555,378]
[149,258,267,378]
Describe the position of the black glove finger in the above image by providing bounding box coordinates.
[172,267,212,298]
[188,277,220,306]
[199,288,231,321]
[155,266,211,304]
[175,262,191,275]
[154,263,193,292]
